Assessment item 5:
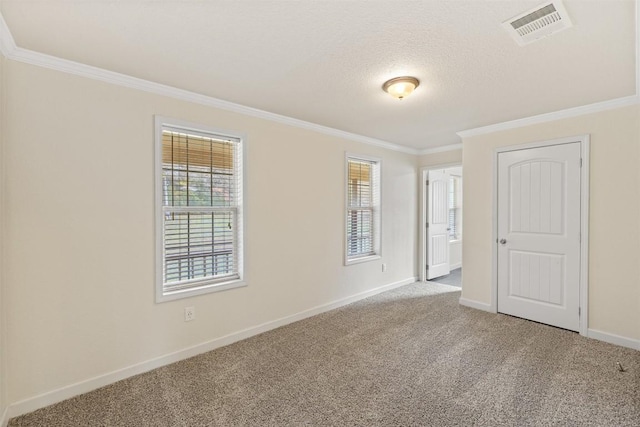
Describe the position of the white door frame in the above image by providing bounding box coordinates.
[419,163,462,283]
[492,135,590,336]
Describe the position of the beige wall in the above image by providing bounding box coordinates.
[462,105,640,341]
[3,54,638,414]
[3,60,418,402]
[417,149,462,168]
[0,55,7,420]
[450,240,462,269]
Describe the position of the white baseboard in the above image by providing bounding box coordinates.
[450,263,462,270]
[7,276,417,420]
[587,329,640,351]
[453,301,639,351]
[458,297,494,312]
[1,405,8,427]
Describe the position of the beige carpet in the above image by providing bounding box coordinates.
[9,282,640,426]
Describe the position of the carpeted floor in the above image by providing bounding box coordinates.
[9,282,640,426]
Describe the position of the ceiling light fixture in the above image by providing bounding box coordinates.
[382,76,420,100]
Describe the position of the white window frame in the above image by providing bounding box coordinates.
[155,116,246,303]
[448,174,462,242]
[344,153,381,265]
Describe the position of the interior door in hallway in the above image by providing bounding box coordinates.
[497,142,581,331]
[426,169,450,279]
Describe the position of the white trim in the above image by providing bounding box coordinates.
[154,116,165,302]
[449,262,462,270]
[0,13,16,58]
[6,276,417,419]
[492,135,590,335]
[3,43,418,155]
[490,150,499,314]
[456,95,640,138]
[458,297,493,312]
[457,95,639,139]
[1,406,8,427]
[578,137,590,336]
[455,308,640,352]
[0,13,10,425]
[344,153,382,266]
[587,329,640,351]
[1,3,639,153]
[157,280,247,303]
[154,116,247,303]
[457,0,640,139]
[344,255,382,266]
[419,168,427,282]
[417,143,463,156]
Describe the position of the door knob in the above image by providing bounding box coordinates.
[499,239,507,245]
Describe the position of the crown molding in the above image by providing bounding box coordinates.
[9,46,419,155]
[0,11,16,57]
[417,143,463,156]
[459,0,640,140]
[0,13,417,157]
[1,1,639,152]
[457,94,640,139]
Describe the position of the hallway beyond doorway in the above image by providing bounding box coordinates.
[429,268,461,287]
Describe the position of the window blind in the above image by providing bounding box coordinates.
[448,177,456,239]
[346,157,379,259]
[448,175,462,240]
[161,128,242,293]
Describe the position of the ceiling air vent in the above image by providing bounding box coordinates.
[502,1,572,46]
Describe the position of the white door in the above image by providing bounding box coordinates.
[427,170,450,279]
[497,142,581,331]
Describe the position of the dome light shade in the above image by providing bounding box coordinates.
[382,76,420,99]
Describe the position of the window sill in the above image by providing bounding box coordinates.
[345,254,381,266]
[156,278,246,303]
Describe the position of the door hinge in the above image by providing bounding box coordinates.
[426,265,430,270]
[580,158,583,167]
[426,180,429,186]
[426,222,429,228]
[578,307,581,316]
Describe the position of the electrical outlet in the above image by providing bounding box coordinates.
[382,263,387,272]
[184,306,195,322]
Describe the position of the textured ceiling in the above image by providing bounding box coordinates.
[0,0,636,150]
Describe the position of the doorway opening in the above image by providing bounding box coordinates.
[420,165,463,287]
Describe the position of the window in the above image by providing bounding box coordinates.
[448,175,462,241]
[155,117,243,302]
[345,155,381,264]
